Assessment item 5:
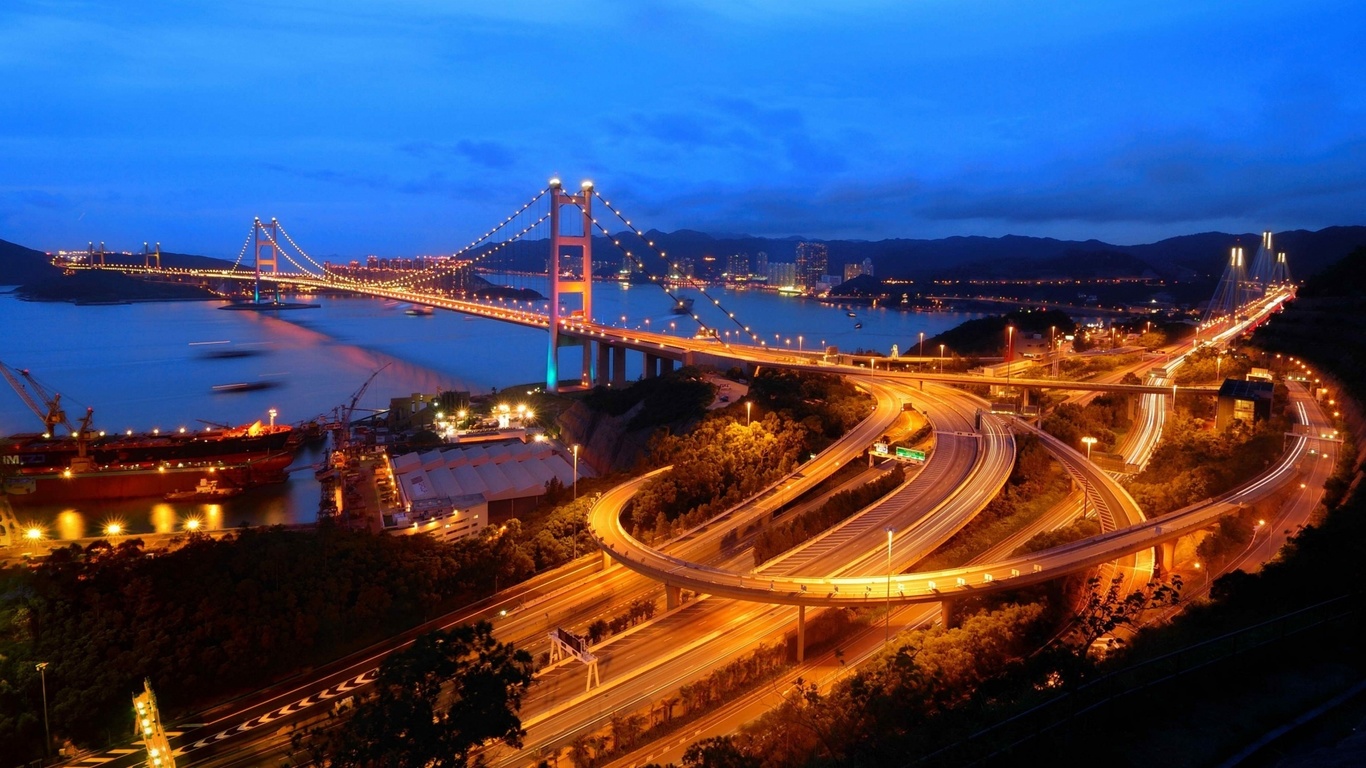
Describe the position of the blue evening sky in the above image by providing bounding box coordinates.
[2,0,1364,258]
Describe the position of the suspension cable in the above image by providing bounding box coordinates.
[576,189,767,347]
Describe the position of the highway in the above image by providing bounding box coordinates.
[45,264,1298,767]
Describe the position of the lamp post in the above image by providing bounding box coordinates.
[1082,436,1097,460]
[939,343,945,373]
[571,444,579,500]
[798,335,803,352]
[36,662,50,758]
[885,528,895,644]
[1006,325,1015,388]
[918,331,925,360]
[746,401,752,427]
[268,408,277,428]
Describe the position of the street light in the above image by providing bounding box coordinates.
[939,343,945,373]
[1006,325,1015,388]
[798,335,803,352]
[885,528,895,644]
[268,408,277,427]
[1081,436,1098,460]
[571,444,580,500]
[746,401,753,426]
[918,331,925,360]
[36,662,50,758]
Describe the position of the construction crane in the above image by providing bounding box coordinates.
[333,365,389,453]
[0,360,73,436]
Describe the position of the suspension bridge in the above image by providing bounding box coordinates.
[57,178,1288,401]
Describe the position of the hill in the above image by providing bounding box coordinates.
[0,238,59,285]
[477,226,1366,285]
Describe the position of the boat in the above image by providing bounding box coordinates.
[671,297,695,315]
[211,381,278,393]
[854,323,863,329]
[404,305,434,316]
[847,312,857,317]
[1,361,299,507]
[165,478,243,501]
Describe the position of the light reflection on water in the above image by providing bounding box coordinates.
[1,285,984,539]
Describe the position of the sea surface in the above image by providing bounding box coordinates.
[0,278,982,538]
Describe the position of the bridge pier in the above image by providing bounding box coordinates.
[644,353,660,379]
[941,597,962,629]
[665,583,682,611]
[612,346,627,386]
[595,343,611,387]
[797,604,806,663]
[1155,540,1176,575]
[601,549,613,571]
[661,357,675,375]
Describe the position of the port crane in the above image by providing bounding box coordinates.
[0,360,75,436]
[332,365,389,453]
[1,360,98,467]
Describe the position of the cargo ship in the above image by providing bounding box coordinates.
[1,361,298,507]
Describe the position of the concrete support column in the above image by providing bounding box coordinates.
[612,345,628,386]
[595,343,611,387]
[796,605,807,663]
[1128,394,1139,421]
[601,550,613,571]
[1157,541,1176,574]
[941,598,961,629]
[660,357,675,375]
[583,340,594,387]
[665,584,682,611]
[644,354,660,379]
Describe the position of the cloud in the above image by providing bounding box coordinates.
[397,139,516,169]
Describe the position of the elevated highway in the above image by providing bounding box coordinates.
[588,382,1325,608]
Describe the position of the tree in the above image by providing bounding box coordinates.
[1063,575,1182,675]
[310,621,534,768]
[682,736,761,768]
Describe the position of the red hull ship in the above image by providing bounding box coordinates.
[1,362,298,507]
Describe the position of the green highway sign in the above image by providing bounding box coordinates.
[894,447,926,462]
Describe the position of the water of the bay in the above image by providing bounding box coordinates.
[0,279,981,538]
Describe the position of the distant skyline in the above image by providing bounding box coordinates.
[3,1,1364,258]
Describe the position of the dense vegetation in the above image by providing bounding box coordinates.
[582,368,716,430]
[0,523,537,759]
[296,621,534,768]
[625,370,870,540]
[752,464,905,565]
[1039,394,1132,455]
[924,309,1075,357]
[1126,411,1288,516]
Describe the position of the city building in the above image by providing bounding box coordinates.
[1216,378,1275,430]
[795,242,828,288]
[842,257,875,283]
[726,252,750,281]
[767,262,797,288]
[754,251,769,279]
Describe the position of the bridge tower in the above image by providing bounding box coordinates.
[253,218,281,305]
[546,179,595,393]
[87,242,107,267]
[143,242,161,270]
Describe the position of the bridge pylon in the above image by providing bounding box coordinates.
[143,242,161,270]
[546,179,595,392]
[253,218,282,304]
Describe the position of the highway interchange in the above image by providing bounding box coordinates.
[48,281,1325,768]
